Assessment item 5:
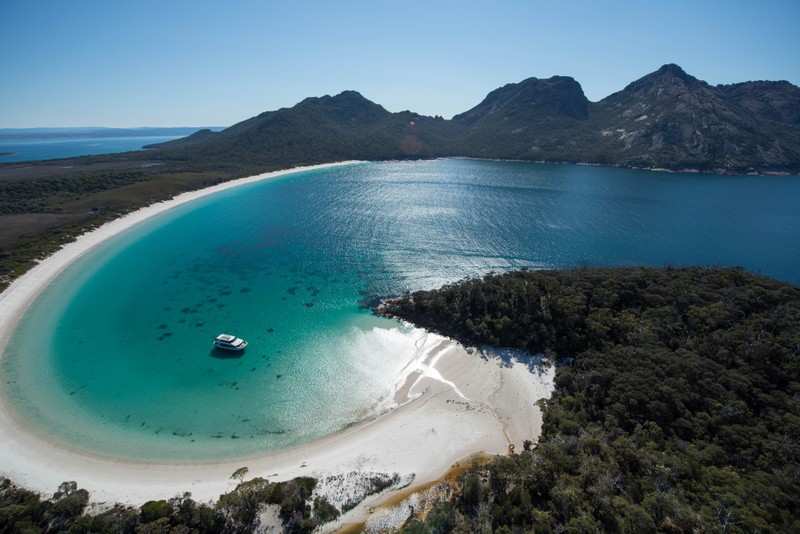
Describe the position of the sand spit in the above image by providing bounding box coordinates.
[0,161,555,525]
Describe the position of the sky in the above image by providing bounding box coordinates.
[1,0,798,128]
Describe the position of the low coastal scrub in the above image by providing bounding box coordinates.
[0,469,406,533]
[379,266,800,532]
[0,475,327,533]
[0,164,248,292]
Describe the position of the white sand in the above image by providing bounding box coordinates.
[0,161,555,519]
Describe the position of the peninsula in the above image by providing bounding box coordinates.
[374,267,800,532]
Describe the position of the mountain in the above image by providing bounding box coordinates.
[148,91,452,167]
[148,65,800,174]
[450,76,591,161]
[717,80,800,124]
[143,127,219,148]
[588,64,800,172]
[453,75,589,124]
[451,64,800,172]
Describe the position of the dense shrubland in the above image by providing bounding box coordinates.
[380,267,800,533]
[0,475,331,533]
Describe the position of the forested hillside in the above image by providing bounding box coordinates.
[148,64,800,175]
[145,91,454,166]
[379,267,800,532]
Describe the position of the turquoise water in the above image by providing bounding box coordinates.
[3,159,799,461]
[0,136,182,162]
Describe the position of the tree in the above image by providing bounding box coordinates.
[231,466,249,485]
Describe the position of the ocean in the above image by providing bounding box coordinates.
[0,135,183,162]
[2,159,799,461]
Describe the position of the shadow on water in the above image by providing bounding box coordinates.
[210,348,246,359]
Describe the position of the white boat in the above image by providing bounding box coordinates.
[213,334,248,351]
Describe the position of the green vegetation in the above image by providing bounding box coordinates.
[217,476,317,533]
[0,475,334,533]
[147,92,454,167]
[0,160,255,292]
[379,266,800,532]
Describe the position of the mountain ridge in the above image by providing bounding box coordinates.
[147,64,800,174]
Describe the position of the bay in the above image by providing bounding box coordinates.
[2,159,798,461]
[0,135,182,162]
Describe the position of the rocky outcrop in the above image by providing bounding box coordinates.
[591,64,800,172]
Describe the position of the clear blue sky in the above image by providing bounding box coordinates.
[1,0,798,128]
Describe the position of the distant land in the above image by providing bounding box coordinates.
[146,63,800,175]
[0,127,228,163]
[0,127,225,141]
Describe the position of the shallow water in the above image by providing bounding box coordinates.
[3,159,799,461]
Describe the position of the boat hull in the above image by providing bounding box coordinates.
[213,334,248,351]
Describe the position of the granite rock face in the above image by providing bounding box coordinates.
[589,64,800,172]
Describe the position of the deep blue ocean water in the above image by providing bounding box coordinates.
[2,159,799,461]
[0,136,182,162]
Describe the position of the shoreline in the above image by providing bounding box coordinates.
[0,160,554,516]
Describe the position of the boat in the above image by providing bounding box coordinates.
[213,333,248,351]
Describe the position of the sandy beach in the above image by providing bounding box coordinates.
[0,161,554,523]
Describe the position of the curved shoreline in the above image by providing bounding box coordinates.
[0,161,554,513]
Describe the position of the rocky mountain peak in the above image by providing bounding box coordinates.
[453,75,589,124]
[295,90,390,123]
[148,63,799,174]
[623,63,706,98]
[717,80,800,125]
